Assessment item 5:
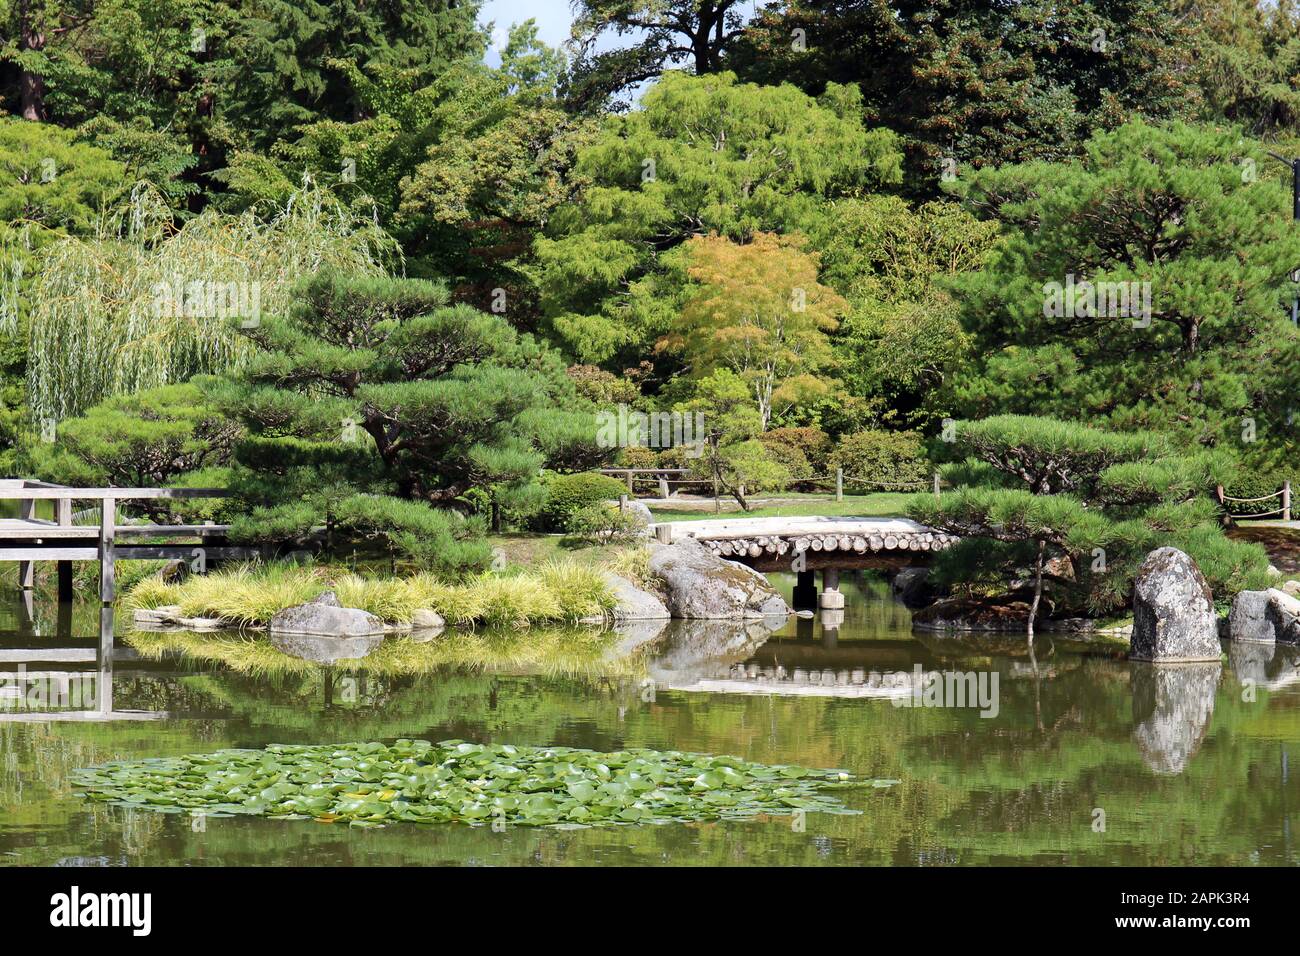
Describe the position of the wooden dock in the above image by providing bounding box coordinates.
[0,479,255,602]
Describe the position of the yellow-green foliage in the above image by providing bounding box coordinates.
[122,560,614,628]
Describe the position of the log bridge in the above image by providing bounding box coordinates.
[653,516,956,611]
[0,480,252,603]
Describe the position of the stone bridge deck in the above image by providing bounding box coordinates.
[655,516,955,572]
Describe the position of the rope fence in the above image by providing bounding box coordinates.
[1216,481,1292,521]
[599,467,945,502]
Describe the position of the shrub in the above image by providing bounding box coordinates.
[537,471,629,531]
[757,433,814,485]
[830,429,930,488]
[761,426,832,472]
[565,502,644,543]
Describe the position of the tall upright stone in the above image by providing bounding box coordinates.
[1130,547,1221,663]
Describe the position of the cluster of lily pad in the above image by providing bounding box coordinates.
[72,739,882,828]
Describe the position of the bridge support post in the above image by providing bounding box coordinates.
[17,496,34,591]
[819,569,845,609]
[56,498,73,602]
[793,570,817,610]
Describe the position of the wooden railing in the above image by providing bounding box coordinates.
[0,480,234,602]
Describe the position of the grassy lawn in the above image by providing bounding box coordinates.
[645,492,915,521]
[486,533,631,569]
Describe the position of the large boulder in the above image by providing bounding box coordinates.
[601,572,671,621]
[1228,588,1300,645]
[648,537,790,619]
[269,590,385,637]
[1130,548,1220,662]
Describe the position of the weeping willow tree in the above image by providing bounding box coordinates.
[3,180,399,428]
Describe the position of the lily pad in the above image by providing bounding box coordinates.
[71,739,874,830]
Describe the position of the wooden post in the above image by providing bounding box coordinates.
[17,496,33,590]
[56,497,73,602]
[658,474,670,499]
[626,470,634,494]
[99,497,116,604]
[618,494,627,512]
[1285,481,1292,522]
[655,524,672,544]
[934,471,942,500]
[835,467,843,502]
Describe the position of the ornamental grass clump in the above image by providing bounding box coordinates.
[122,560,614,628]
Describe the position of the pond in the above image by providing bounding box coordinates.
[1,574,1297,866]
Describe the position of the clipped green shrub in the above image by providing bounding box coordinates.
[830,429,930,488]
[536,471,629,531]
[564,502,645,543]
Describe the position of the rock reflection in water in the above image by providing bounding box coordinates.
[1130,661,1220,775]
[1228,641,1300,693]
[646,615,928,698]
[267,631,385,664]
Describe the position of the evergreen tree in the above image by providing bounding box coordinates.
[911,416,1271,632]
[215,269,599,571]
[731,0,1201,192]
[945,119,1300,467]
[529,71,900,365]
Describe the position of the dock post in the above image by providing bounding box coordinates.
[819,568,845,609]
[654,524,672,544]
[793,570,817,610]
[56,497,73,602]
[1285,481,1292,522]
[835,467,843,502]
[17,496,34,590]
[99,497,116,604]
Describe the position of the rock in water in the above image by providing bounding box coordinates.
[601,572,671,621]
[269,590,385,637]
[1228,588,1300,645]
[1130,548,1220,662]
[648,537,790,619]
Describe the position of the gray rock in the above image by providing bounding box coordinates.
[1283,580,1300,597]
[601,571,671,621]
[647,536,790,619]
[133,605,183,625]
[411,608,446,631]
[1130,548,1221,662]
[269,590,385,637]
[1228,588,1300,645]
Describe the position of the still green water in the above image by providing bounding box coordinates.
[1,574,1297,866]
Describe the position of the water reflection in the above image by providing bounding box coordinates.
[1129,661,1220,775]
[2,577,1299,866]
[0,608,167,723]
[267,630,385,664]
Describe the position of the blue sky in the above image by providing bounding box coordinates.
[478,0,576,63]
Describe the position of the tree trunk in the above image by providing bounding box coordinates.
[1027,539,1046,646]
[19,0,47,121]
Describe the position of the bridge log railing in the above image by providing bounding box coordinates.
[0,480,238,603]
